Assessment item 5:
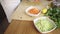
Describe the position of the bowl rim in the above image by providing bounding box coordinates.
[33,16,57,33]
[25,6,41,16]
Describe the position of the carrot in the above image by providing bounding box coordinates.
[29,8,40,14]
[34,0,40,2]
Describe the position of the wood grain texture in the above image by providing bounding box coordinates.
[4,20,41,34]
[4,20,60,34]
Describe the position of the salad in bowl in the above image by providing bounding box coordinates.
[33,16,57,34]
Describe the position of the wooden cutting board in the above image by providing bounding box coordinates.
[11,1,51,21]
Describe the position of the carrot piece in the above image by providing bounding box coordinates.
[29,8,40,14]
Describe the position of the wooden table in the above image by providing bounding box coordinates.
[4,20,60,34]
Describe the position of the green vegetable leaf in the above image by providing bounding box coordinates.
[45,6,60,28]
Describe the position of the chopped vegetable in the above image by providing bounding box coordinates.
[29,8,40,14]
[34,0,40,2]
[35,18,55,32]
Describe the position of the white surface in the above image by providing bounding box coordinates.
[1,0,20,23]
[0,0,3,3]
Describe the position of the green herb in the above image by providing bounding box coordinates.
[45,5,60,28]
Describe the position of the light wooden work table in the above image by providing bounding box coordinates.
[4,1,60,34]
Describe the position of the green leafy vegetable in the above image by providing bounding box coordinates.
[45,5,60,28]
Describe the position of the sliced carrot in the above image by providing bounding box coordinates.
[29,8,40,14]
[34,0,40,2]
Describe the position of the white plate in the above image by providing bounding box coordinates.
[25,6,41,16]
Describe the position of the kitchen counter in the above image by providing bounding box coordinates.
[11,1,51,21]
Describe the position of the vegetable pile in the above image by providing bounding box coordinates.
[45,5,60,28]
[35,17,55,32]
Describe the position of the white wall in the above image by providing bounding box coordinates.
[1,0,20,23]
[0,0,2,2]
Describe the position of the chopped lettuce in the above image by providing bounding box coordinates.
[35,18,55,32]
